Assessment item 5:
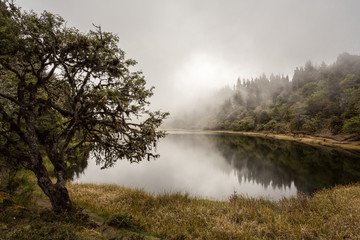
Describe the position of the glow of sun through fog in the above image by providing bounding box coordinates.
[173,52,238,100]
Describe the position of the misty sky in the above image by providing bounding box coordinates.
[16,0,360,113]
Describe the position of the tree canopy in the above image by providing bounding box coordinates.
[0,1,168,212]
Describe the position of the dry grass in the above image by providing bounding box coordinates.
[68,183,360,239]
[162,129,360,151]
[213,131,360,152]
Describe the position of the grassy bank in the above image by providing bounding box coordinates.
[221,131,360,151]
[2,181,360,239]
[163,129,360,152]
[67,183,360,239]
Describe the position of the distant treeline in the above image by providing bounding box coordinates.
[172,53,360,135]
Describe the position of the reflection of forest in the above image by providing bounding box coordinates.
[74,133,360,195]
[210,134,360,194]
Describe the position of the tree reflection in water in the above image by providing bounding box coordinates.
[211,134,360,194]
[74,132,360,199]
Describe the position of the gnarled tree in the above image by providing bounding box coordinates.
[0,1,168,212]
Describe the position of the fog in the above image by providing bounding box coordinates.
[17,0,360,115]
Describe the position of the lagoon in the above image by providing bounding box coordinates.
[74,131,360,201]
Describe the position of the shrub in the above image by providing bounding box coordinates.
[263,120,277,131]
[342,115,360,133]
[302,117,321,133]
[328,116,343,134]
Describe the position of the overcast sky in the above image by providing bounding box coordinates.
[16,0,360,112]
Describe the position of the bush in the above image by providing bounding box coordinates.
[215,120,231,130]
[263,120,277,131]
[302,117,321,133]
[329,116,343,134]
[240,116,256,131]
[255,123,264,131]
[342,115,360,133]
[228,117,255,131]
[289,115,306,131]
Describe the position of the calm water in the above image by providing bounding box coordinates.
[74,132,360,201]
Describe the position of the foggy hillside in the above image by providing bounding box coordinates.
[167,53,360,135]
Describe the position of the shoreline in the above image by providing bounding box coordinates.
[160,129,360,152]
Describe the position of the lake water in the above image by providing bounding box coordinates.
[74,131,360,201]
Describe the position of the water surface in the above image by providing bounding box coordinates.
[74,132,360,201]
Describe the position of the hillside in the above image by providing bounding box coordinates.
[170,53,360,136]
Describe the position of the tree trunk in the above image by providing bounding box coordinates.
[47,184,73,212]
[32,163,73,212]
